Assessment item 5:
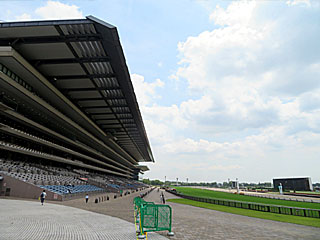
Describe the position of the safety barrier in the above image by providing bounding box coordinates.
[134,196,174,239]
[167,190,320,219]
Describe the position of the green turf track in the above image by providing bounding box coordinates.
[174,187,320,209]
[167,198,320,228]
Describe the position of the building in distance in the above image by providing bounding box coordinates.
[273,177,313,191]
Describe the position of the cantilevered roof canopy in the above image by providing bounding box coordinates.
[0,16,154,163]
[136,165,150,172]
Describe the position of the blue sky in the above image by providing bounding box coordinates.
[1,0,320,183]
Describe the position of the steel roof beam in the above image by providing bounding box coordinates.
[101,127,124,130]
[31,56,110,66]
[61,87,121,91]
[0,34,102,46]
[74,96,125,100]
[87,112,113,116]
[80,103,127,108]
[90,113,133,120]
[80,106,110,109]
[48,73,116,80]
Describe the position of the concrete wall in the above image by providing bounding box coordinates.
[0,174,62,201]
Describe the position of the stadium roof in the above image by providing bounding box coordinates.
[0,16,154,167]
[136,165,149,172]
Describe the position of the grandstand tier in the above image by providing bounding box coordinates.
[0,16,151,199]
[0,158,147,200]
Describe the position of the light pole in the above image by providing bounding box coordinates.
[165,176,166,186]
[176,178,178,186]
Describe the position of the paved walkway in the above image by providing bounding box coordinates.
[58,191,138,223]
[144,189,320,240]
[0,198,167,240]
[1,188,320,239]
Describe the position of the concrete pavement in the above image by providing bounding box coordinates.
[0,198,167,240]
[1,188,319,240]
[144,189,320,240]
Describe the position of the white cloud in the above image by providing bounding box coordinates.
[143,104,189,130]
[35,1,83,19]
[210,1,256,26]
[178,162,243,172]
[14,1,84,21]
[131,73,164,106]
[172,0,320,135]
[163,138,223,153]
[143,119,173,145]
[143,0,320,182]
[299,90,320,112]
[286,0,311,7]
[208,165,242,171]
[161,124,299,156]
[15,13,32,21]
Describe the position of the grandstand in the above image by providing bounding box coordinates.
[0,16,152,200]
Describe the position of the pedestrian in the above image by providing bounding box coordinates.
[85,194,89,203]
[162,192,166,204]
[40,190,46,205]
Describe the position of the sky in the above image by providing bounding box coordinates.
[1,0,319,183]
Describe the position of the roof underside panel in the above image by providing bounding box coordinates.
[0,17,154,164]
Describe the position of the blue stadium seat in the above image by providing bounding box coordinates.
[38,184,103,195]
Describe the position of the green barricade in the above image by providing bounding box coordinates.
[134,197,173,238]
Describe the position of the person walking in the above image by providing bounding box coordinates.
[85,194,89,203]
[161,192,166,204]
[40,190,46,205]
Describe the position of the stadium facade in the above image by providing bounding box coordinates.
[0,16,152,199]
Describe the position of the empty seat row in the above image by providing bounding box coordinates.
[38,184,103,195]
[1,158,148,195]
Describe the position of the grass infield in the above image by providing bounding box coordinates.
[174,187,320,209]
[167,198,320,228]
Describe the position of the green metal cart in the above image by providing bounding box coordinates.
[134,197,174,239]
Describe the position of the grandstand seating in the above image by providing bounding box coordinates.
[0,158,147,197]
[38,185,103,195]
[88,173,145,192]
